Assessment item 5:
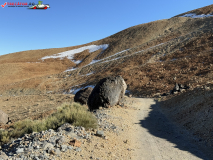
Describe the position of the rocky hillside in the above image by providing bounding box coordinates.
[0,3,212,132]
[0,5,212,97]
[0,4,213,159]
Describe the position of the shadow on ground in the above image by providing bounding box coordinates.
[139,99,210,160]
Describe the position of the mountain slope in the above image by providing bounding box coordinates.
[0,4,213,158]
[0,5,212,97]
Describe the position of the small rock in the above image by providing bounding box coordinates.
[60,145,67,152]
[69,139,81,147]
[75,147,82,152]
[67,146,73,150]
[43,143,54,150]
[56,136,66,145]
[16,148,24,154]
[50,148,61,155]
[96,130,104,137]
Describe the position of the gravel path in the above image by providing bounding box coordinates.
[130,98,209,160]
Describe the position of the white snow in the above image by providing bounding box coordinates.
[41,44,109,64]
[64,42,165,73]
[65,67,76,72]
[64,49,129,72]
[82,72,94,76]
[85,49,130,67]
[180,13,213,18]
[69,85,95,94]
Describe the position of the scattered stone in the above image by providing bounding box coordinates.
[16,148,24,154]
[162,83,190,96]
[67,146,73,150]
[56,136,66,145]
[96,130,104,137]
[0,151,8,160]
[74,87,93,105]
[69,139,81,147]
[60,145,67,152]
[88,76,127,110]
[43,143,54,150]
[0,122,94,160]
[50,148,61,156]
[0,110,9,124]
[75,147,82,152]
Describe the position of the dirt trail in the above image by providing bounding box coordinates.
[129,98,209,160]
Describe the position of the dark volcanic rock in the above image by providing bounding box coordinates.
[0,110,9,124]
[74,87,93,105]
[162,83,190,96]
[88,76,127,110]
[170,83,190,95]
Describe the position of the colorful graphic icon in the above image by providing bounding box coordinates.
[1,2,7,8]
[29,1,50,9]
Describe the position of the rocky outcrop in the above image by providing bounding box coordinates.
[74,87,93,105]
[88,76,127,110]
[170,83,190,94]
[0,110,9,124]
[161,83,190,97]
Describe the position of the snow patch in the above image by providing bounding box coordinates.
[69,85,95,94]
[41,44,109,64]
[82,72,94,76]
[85,49,130,67]
[180,13,213,18]
[64,42,165,73]
[65,68,76,72]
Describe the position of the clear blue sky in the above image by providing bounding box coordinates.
[0,0,212,56]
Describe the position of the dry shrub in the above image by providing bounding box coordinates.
[0,102,97,145]
[0,129,10,144]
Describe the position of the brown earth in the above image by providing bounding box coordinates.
[55,97,213,160]
[0,94,74,130]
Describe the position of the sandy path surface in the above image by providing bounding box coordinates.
[130,98,208,160]
[53,97,210,160]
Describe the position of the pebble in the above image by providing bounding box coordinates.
[96,130,104,137]
[0,107,120,160]
[0,123,90,160]
[75,147,82,152]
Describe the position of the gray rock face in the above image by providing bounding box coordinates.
[0,123,92,160]
[74,87,93,105]
[0,110,9,124]
[88,76,127,110]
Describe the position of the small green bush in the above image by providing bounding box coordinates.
[0,102,97,144]
[0,129,10,144]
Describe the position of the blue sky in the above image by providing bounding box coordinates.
[0,0,212,56]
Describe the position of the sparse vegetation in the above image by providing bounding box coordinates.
[0,102,97,144]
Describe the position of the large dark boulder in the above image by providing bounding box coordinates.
[74,87,93,105]
[0,110,9,124]
[88,76,127,110]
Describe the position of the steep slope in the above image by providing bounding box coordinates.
[0,5,212,98]
[0,4,213,159]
